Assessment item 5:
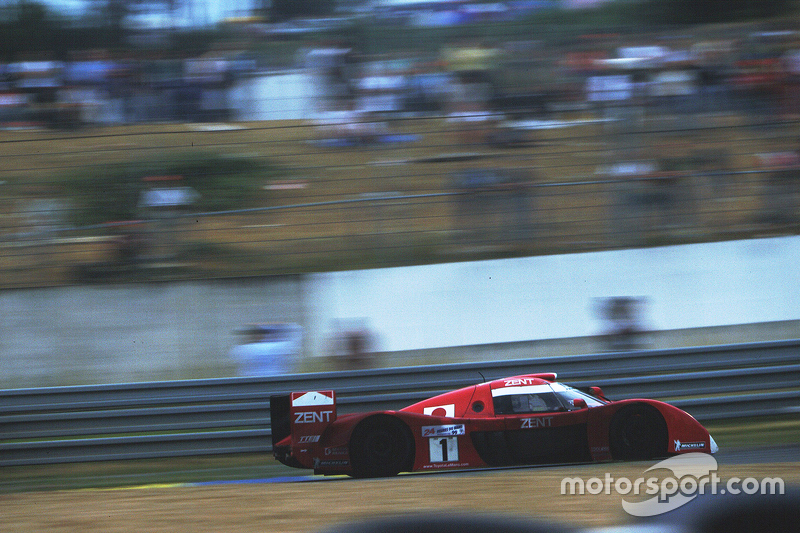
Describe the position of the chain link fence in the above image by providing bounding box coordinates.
[1,154,796,290]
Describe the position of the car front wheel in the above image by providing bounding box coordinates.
[609,404,667,460]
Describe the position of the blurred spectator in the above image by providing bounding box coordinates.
[607,160,696,243]
[404,70,450,115]
[596,297,649,351]
[782,48,800,118]
[73,221,150,282]
[329,319,377,370]
[312,108,391,146]
[344,329,371,370]
[732,56,783,120]
[230,323,302,377]
[452,168,535,246]
[113,221,148,266]
[138,175,199,259]
[305,44,359,110]
[639,171,684,230]
[442,41,500,129]
[757,151,800,226]
[693,40,734,114]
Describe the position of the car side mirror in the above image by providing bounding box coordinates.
[572,398,587,409]
[588,386,605,399]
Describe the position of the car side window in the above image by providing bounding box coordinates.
[494,393,563,414]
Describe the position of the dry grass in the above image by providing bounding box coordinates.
[3,461,798,533]
[0,113,796,287]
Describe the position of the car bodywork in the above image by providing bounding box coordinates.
[270,373,718,478]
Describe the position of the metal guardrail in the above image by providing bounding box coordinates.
[1,339,798,466]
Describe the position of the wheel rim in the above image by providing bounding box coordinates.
[624,414,650,448]
[365,429,396,460]
[351,416,414,478]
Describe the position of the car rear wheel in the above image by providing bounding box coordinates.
[609,404,667,460]
[349,415,414,478]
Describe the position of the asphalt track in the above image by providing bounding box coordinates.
[5,444,791,494]
[181,444,800,487]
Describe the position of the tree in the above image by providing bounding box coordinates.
[270,0,336,22]
[0,1,60,59]
[635,0,798,25]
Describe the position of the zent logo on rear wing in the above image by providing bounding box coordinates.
[289,391,336,448]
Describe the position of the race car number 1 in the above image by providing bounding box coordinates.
[429,436,459,463]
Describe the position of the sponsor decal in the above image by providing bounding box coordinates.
[429,436,460,463]
[422,462,470,469]
[521,416,553,428]
[674,439,705,451]
[423,404,455,417]
[298,435,320,443]
[503,377,542,387]
[313,458,349,468]
[294,410,334,424]
[325,446,348,456]
[492,384,553,397]
[422,424,466,437]
[291,391,334,407]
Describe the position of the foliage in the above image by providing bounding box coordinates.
[518,0,799,31]
[2,0,799,61]
[633,0,799,25]
[270,0,336,22]
[0,1,63,60]
[0,1,224,61]
[62,152,285,227]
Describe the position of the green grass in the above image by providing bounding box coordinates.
[704,414,800,448]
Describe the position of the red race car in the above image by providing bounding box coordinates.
[270,373,718,478]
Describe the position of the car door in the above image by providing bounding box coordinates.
[497,386,592,464]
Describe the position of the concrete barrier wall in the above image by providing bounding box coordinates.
[0,277,306,388]
[1,236,798,389]
[307,235,800,354]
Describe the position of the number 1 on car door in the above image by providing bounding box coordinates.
[429,436,459,462]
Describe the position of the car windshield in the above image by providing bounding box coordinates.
[551,383,606,408]
[493,391,565,414]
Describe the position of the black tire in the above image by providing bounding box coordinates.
[609,404,668,460]
[349,415,415,478]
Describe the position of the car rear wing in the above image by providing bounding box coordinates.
[270,391,337,448]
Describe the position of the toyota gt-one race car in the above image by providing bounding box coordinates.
[270,373,718,478]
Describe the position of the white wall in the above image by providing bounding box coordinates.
[2,236,797,388]
[308,236,800,353]
[0,277,306,388]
